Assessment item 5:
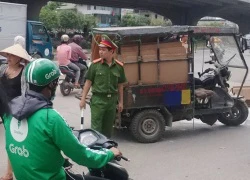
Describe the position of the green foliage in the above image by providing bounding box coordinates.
[58,10,78,30]
[120,14,150,26]
[39,5,59,30]
[46,1,61,10]
[39,2,97,32]
[150,18,172,26]
[198,21,224,27]
[76,13,96,31]
[121,14,172,27]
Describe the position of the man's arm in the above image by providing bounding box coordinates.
[79,63,95,109]
[118,83,124,112]
[68,46,72,61]
[79,80,92,109]
[49,111,115,168]
[77,47,88,60]
[117,67,127,112]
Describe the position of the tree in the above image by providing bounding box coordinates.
[46,1,61,10]
[150,18,172,26]
[197,21,224,27]
[39,5,59,30]
[39,2,97,33]
[58,10,78,31]
[120,14,150,26]
[76,13,96,32]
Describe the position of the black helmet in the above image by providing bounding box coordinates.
[72,34,83,45]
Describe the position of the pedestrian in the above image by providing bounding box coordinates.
[0,41,31,180]
[79,35,127,138]
[56,34,81,88]
[2,58,121,179]
[68,34,88,87]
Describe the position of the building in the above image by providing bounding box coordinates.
[134,9,166,22]
[121,8,134,18]
[59,3,121,27]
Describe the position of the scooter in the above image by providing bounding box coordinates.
[64,128,131,180]
[59,59,88,96]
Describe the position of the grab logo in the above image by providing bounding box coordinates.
[10,117,28,142]
[9,144,29,158]
[45,69,57,79]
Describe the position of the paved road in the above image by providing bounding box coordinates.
[1,50,250,179]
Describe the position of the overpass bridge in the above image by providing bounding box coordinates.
[3,0,250,33]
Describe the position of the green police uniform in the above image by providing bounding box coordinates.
[86,58,126,137]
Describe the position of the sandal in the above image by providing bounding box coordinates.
[74,83,80,89]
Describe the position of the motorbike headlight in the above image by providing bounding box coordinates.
[79,131,98,146]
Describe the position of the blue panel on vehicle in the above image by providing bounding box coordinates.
[164,91,181,106]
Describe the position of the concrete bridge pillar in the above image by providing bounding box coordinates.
[154,6,207,26]
[12,0,48,20]
[26,0,47,20]
[232,18,250,34]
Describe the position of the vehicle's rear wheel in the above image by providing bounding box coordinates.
[130,109,165,143]
[218,99,249,126]
[60,81,72,96]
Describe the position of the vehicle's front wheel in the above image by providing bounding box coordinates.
[130,109,165,143]
[218,99,249,126]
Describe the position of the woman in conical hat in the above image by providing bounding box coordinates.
[0,43,31,180]
[0,44,31,98]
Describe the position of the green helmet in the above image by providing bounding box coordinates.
[25,58,60,86]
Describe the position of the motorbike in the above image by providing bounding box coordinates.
[195,54,234,91]
[194,53,249,126]
[59,59,88,96]
[64,128,131,180]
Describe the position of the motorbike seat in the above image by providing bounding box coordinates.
[195,88,215,99]
[59,65,75,78]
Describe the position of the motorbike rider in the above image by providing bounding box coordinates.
[57,34,81,88]
[2,58,122,180]
[68,34,88,86]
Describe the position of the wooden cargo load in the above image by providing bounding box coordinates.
[118,41,188,85]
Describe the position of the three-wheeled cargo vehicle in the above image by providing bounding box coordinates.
[90,26,249,143]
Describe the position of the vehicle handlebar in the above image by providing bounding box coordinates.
[198,68,214,77]
[115,156,130,162]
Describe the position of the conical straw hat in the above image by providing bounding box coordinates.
[0,44,31,62]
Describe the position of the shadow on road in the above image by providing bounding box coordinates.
[112,123,248,143]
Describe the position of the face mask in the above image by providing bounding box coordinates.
[49,87,56,101]
[48,80,58,101]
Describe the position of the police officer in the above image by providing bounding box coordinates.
[79,35,127,138]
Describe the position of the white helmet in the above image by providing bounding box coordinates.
[61,34,69,43]
[14,35,25,49]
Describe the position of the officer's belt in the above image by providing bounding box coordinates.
[92,92,118,98]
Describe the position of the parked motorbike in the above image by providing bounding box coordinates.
[195,54,234,91]
[195,54,249,126]
[59,59,88,96]
[64,128,131,180]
